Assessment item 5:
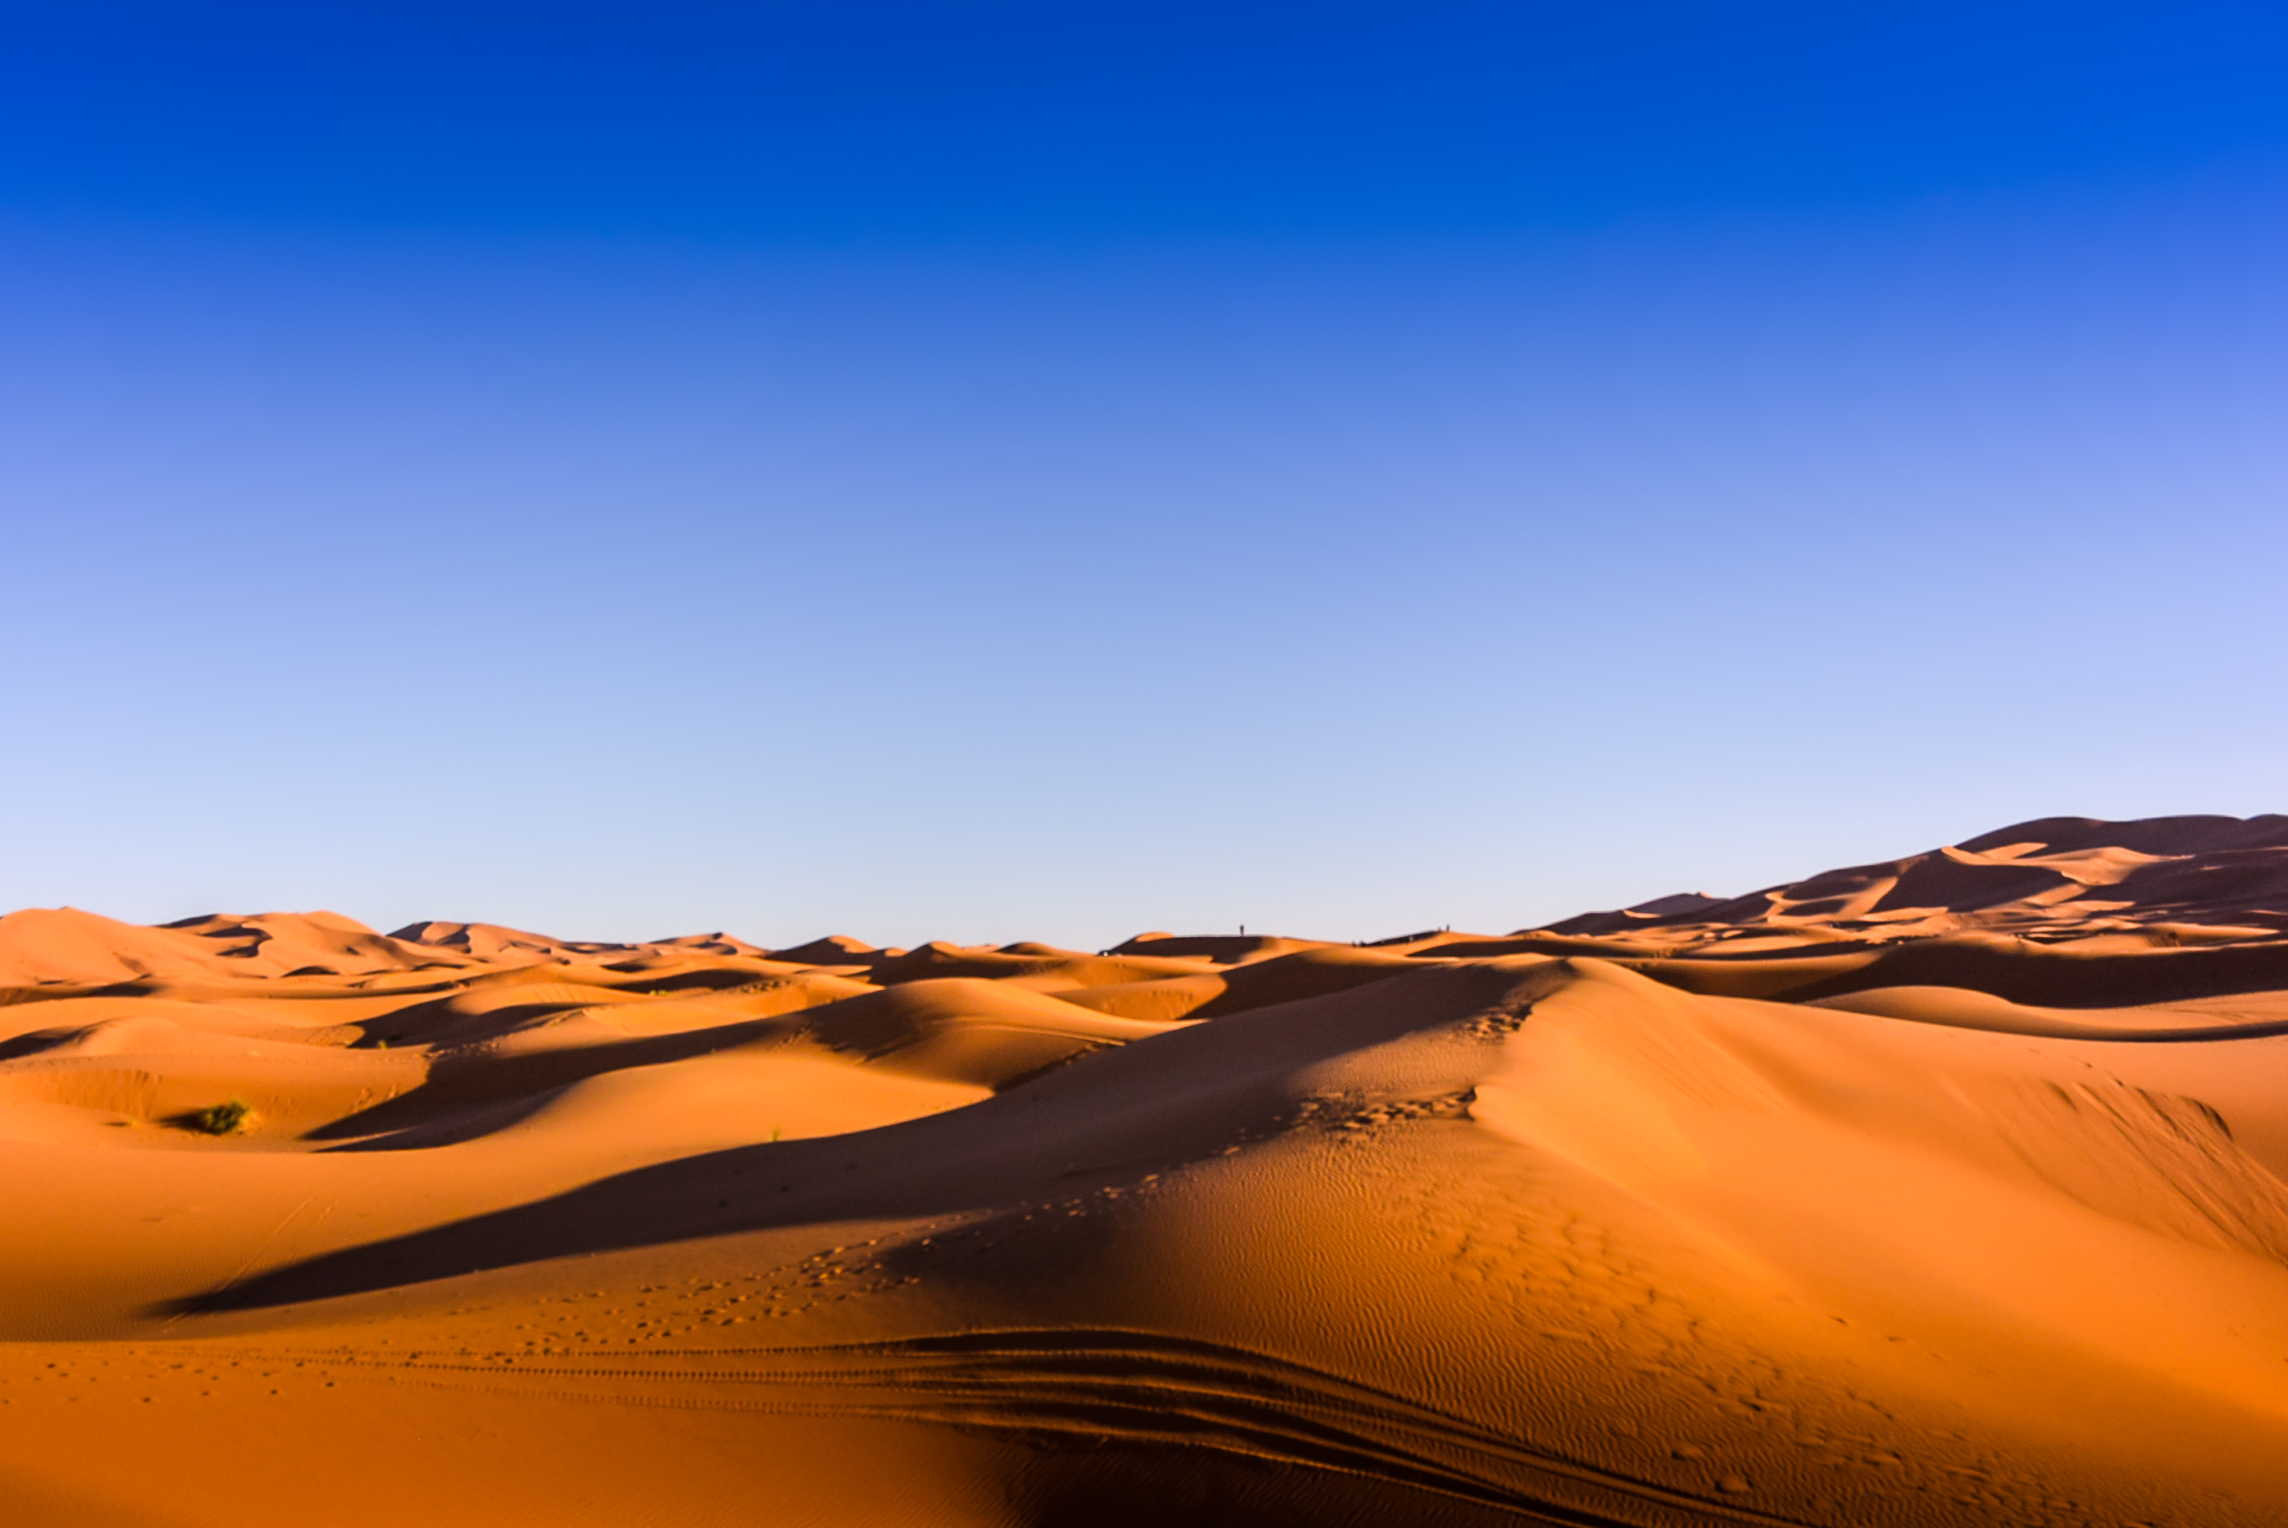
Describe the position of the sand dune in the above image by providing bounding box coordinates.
[6,816,2288,1524]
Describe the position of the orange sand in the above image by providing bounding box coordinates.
[5,814,2288,1525]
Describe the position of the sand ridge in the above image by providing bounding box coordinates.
[5,815,2288,1524]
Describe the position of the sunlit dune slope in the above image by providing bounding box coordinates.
[6,815,2288,1526]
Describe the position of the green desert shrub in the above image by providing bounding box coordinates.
[190,1099,254,1135]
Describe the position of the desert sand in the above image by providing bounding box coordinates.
[5,814,2288,1525]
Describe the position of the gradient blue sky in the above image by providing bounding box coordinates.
[3,2,2285,946]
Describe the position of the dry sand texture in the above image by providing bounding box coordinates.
[6,813,2288,1526]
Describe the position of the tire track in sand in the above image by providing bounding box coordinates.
[311,1326,1821,1526]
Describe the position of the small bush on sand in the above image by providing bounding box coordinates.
[191,1099,253,1135]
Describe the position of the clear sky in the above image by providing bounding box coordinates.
[3,2,2285,947]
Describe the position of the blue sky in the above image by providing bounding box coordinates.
[3,3,2285,945]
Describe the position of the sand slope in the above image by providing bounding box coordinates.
[6,816,2288,1525]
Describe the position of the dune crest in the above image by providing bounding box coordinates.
[5,815,2288,1525]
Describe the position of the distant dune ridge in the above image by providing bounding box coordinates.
[1539,813,2288,944]
[5,818,2288,1525]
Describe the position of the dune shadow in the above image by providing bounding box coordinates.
[0,1027,79,1061]
[165,1048,1283,1316]
[309,1015,799,1143]
[168,1135,951,1314]
[320,1089,569,1150]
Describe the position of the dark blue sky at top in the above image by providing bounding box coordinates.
[5,3,2287,942]
[7,0,2288,240]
